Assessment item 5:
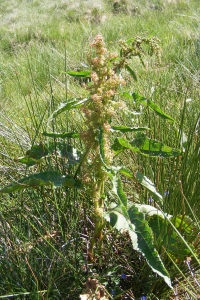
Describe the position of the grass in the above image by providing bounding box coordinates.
[0,0,200,299]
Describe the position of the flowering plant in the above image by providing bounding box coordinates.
[2,34,194,294]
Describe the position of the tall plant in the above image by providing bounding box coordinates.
[1,34,197,293]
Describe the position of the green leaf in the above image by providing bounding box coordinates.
[138,53,146,68]
[172,215,197,235]
[42,131,80,138]
[128,205,172,288]
[112,135,180,158]
[125,64,137,81]
[104,203,172,288]
[67,70,91,78]
[51,98,90,119]
[148,215,192,260]
[112,137,140,155]
[0,171,82,193]
[111,125,150,132]
[16,156,39,167]
[148,100,174,122]
[132,92,147,105]
[112,176,127,208]
[104,204,136,242]
[132,93,174,122]
[121,91,133,100]
[26,143,48,159]
[131,134,181,157]
[118,167,134,179]
[136,171,163,203]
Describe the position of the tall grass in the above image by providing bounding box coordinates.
[0,0,200,299]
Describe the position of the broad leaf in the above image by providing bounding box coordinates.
[136,171,163,203]
[134,204,168,218]
[112,136,180,158]
[128,205,172,288]
[112,137,139,155]
[131,133,181,157]
[104,203,172,288]
[148,215,193,260]
[132,92,146,105]
[147,100,174,122]
[0,171,81,193]
[104,204,137,247]
[43,131,80,138]
[111,125,150,132]
[17,143,49,166]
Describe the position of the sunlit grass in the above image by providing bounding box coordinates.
[0,0,200,299]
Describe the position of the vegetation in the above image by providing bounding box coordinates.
[0,0,200,299]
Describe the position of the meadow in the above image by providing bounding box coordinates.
[0,0,200,299]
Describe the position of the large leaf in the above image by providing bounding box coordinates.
[136,171,163,203]
[51,98,90,119]
[16,143,49,166]
[43,131,80,138]
[134,204,168,218]
[104,204,138,248]
[104,203,172,288]
[112,135,180,157]
[112,137,140,155]
[0,171,81,193]
[128,205,172,288]
[132,93,174,122]
[111,125,150,132]
[148,215,193,260]
[131,133,181,157]
[17,142,81,166]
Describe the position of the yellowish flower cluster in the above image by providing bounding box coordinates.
[80,34,126,191]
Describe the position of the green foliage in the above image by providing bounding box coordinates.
[0,171,82,193]
[1,1,200,298]
[1,34,184,291]
[112,135,180,157]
